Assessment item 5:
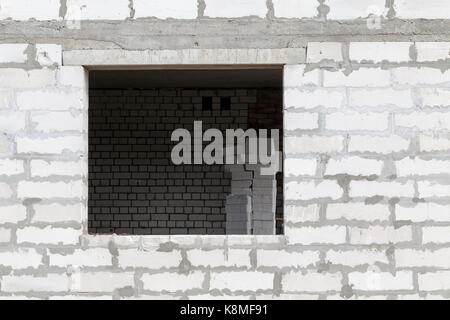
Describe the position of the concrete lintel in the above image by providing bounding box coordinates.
[63,48,306,67]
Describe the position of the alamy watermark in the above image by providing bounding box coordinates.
[366,5,388,30]
[171,121,281,175]
[65,4,84,30]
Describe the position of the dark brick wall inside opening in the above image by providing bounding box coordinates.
[88,88,283,235]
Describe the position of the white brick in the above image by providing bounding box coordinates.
[285,135,344,154]
[0,204,27,223]
[166,235,198,247]
[420,134,450,152]
[17,181,83,199]
[31,160,84,177]
[189,294,250,300]
[349,42,411,63]
[257,293,319,300]
[416,42,450,62]
[0,112,26,133]
[0,44,28,63]
[326,112,389,131]
[349,181,415,198]
[0,274,69,293]
[396,293,445,300]
[0,182,13,199]
[204,0,267,18]
[326,156,383,176]
[210,271,273,291]
[0,249,42,269]
[32,203,84,223]
[134,235,173,248]
[326,0,386,20]
[392,67,450,85]
[65,0,130,20]
[71,272,134,292]
[118,249,181,269]
[418,181,450,198]
[49,295,112,300]
[284,112,318,130]
[348,88,413,108]
[36,44,62,66]
[0,91,11,108]
[17,136,85,154]
[141,271,205,292]
[284,88,344,109]
[283,65,320,87]
[17,89,84,110]
[0,68,56,88]
[349,271,413,291]
[323,68,390,87]
[326,249,388,267]
[307,42,343,63]
[396,203,450,222]
[396,248,450,268]
[0,135,12,153]
[16,226,80,245]
[349,226,412,245]
[396,158,450,176]
[254,236,282,245]
[187,249,250,268]
[418,294,447,300]
[327,294,382,300]
[287,226,346,245]
[285,180,343,200]
[134,0,197,19]
[272,0,317,18]
[0,227,11,243]
[285,204,320,223]
[422,227,450,244]
[257,250,319,268]
[57,66,87,88]
[0,159,24,176]
[395,0,450,19]
[348,135,410,154]
[418,271,450,291]
[421,88,450,107]
[50,249,111,267]
[284,158,317,176]
[327,203,390,221]
[282,272,342,292]
[0,0,61,21]
[0,295,41,300]
[396,112,450,131]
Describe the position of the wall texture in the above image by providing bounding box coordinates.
[0,0,450,300]
[1,0,450,52]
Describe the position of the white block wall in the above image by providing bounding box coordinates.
[1,39,450,299]
[0,0,449,20]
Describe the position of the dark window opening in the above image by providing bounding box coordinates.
[220,97,231,110]
[88,68,283,235]
[202,96,213,111]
